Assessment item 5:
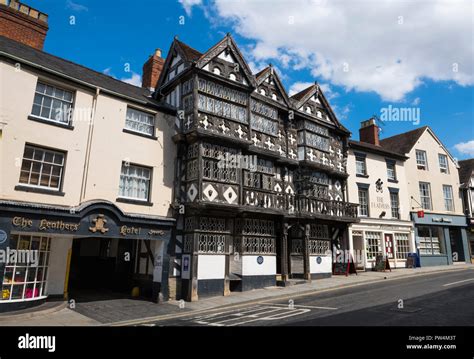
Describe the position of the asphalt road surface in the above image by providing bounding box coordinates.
[149,268,474,327]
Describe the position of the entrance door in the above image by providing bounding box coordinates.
[289,225,304,279]
[449,228,465,262]
[352,234,365,269]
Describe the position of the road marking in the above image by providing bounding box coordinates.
[188,305,310,327]
[442,278,474,287]
[261,302,338,310]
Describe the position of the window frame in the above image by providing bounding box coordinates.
[355,153,367,176]
[438,154,449,174]
[117,162,153,203]
[389,189,400,219]
[386,159,397,181]
[442,184,454,212]
[357,185,369,217]
[415,149,428,170]
[30,81,75,127]
[419,182,432,210]
[17,144,66,192]
[123,107,156,138]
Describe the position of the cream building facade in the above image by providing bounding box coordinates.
[347,119,415,270]
[0,33,176,312]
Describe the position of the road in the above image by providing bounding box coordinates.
[147,268,474,326]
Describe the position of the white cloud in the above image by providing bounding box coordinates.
[66,0,88,12]
[102,68,113,76]
[189,0,473,102]
[454,140,474,156]
[411,97,421,106]
[178,0,202,17]
[121,72,142,87]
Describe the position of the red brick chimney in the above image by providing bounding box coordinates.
[0,0,48,50]
[142,49,165,92]
[359,118,380,146]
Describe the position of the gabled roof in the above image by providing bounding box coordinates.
[195,34,257,88]
[290,83,349,133]
[349,140,409,160]
[175,39,202,62]
[458,158,474,187]
[254,65,291,107]
[0,35,162,107]
[379,126,428,155]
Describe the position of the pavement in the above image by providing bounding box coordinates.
[0,263,472,326]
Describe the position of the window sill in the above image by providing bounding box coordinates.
[28,115,74,130]
[15,185,65,196]
[387,179,398,183]
[356,174,369,178]
[116,197,153,206]
[123,128,157,140]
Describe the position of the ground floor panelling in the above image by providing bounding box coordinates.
[0,203,472,311]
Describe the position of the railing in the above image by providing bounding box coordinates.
[296,195,358,218]
[241,190,358,219]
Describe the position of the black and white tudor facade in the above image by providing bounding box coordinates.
[156,35,359,300]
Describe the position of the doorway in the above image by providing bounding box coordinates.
[449,228,465,262]
[68,237,134,301]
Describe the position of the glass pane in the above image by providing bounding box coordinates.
[19,170,30,184]
[53,154,64,164]
[31,104,41,116]
[1,285,11,300]
[3,268,14,284]
[13,267,27,283]
[9,235,18,250]
[27,268,37,282]
[24,283,36,298]
[18,237,30,250]
[36,268,44,281]
[40,106,51,119]
[36,82,46,93]
[11,285,24,300]
[24,146,34,159]
[29,172,40,185]
[50,176,60,188]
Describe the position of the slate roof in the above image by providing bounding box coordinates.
[0,35,174,111]
[349,140,409,160]
[458,158,474,187]
[379,126,428,155]
[175,39,202,62]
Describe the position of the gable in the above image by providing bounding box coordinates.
[196,35,257,88]
[297,87,340,128]
[254,67,291,107]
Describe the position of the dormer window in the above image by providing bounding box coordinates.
[259,88,267,96]
[271,93,277,101]
[213,67,221,75]
[317,111,322,118]
[229,73,237,81]
[305,106,312,114]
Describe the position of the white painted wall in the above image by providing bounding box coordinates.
[197,255,225,280]
[241,255,276,276]
[46,237,73,296]
[309,255,332,274]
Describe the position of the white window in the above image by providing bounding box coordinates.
[259,88,266,96]
[438,154,449,174]
[355,155,367,176]
[1,235,51,301]
[390,191,400,219]
[271,93,277,101]
[386,161,396,180]
[365,232,382,260]
[118,163,151,201]
[395,233,410,259]
[19,145,65,190]
[31,82,74,125]
[419,182,432,210]
[125,108,155,136]
[305,106,312,114]
[443,185,454,211]
[358,188,369,216]
[415,150,428,170]
[213,67,221,75]
[229,73,237,81]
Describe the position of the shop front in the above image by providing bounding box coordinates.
[349,218,415,270]
[411,212,470,266]
[0,200,174,312]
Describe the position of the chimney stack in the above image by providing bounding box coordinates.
[0,0,49,50]
[359,118,380,146]
[142,49,165,92]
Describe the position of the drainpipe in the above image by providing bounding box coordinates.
[80,88,100,202]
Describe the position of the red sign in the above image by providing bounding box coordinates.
[417,210,425,218]
[384,234,394,259]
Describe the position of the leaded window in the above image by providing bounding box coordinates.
[202,158,238,183]
[198,94,247,123]
[309,240,330,255]
[305,132,329,151]
[250,113,278,136]
[250,99,278,120]
[198,78,247,105]
[242,237,275,254]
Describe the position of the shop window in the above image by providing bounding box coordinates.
[1,235,51,302]
[395,233,410,259]
[19,145,65,190]
[417,226,445,255]
[365,231,382,260]
[31,81,74,125]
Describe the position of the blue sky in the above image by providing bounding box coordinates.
[25,0,474,159]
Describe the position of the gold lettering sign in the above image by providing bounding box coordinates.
[148,229,165,236]
[39,219,79,232]
[12,217,33,228]
[120,225,140,236]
